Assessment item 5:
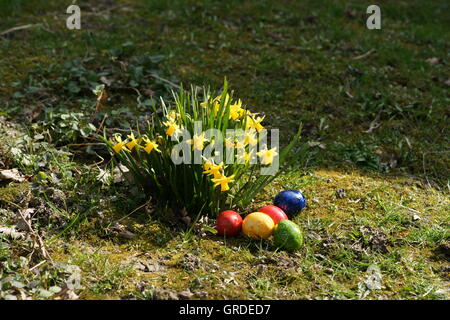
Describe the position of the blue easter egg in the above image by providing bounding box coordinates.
[274,190,307,216]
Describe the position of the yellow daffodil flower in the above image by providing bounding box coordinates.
[244,129,258,146]
[166,110,180,122]
[203,158,214,171]
[236,151,252,164]
[163,120,180,137]
[126,133,139,150]
[213,94,230,106]
[142,136,161,154]
[235,138,247,150]
[224,137,235,149]
[229,99,246,120]
[246,114,265,132]
[213,101,220,114]
[112,134,127,153]
[187,132,208,151]
[203,162,225,179]
[200,94,211,108]
[211,174,235,192]
[201,94,230,114]
[257,147,278,165]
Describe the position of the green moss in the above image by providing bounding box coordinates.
[46,164,449,299]
[0,182,30,205]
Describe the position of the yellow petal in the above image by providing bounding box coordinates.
[113,142,125,153]
[126,140,138,150]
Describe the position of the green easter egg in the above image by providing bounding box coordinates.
[273,220,303,252]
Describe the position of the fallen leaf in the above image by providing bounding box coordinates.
[178,290,194,299]
[195,291,208,298]
[426,57,439,65]
[308,141,326,149]
[108,222,136,239]
[135,261,162,273]
[113,164,132,183]
[0,168,25,182]
[54,286,80,300]
[100,76,112,86]
[144,88,155,96]
[0,226,24,239]
[96,168,111,185]
[365,265,382,290]
[118,229,136,239]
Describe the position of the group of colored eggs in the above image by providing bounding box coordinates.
[216,190,307,251]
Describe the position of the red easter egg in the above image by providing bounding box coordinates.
[258,205,288,225]
[216,210,242,236]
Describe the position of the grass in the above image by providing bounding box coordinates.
[0,0,449,300]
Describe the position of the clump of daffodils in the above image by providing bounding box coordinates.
[103,80,301,216]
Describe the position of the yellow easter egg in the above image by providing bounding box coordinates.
[242,212,275,239]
